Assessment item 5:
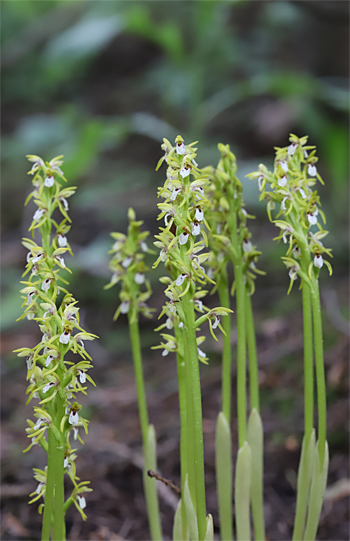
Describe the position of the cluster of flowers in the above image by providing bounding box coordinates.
[105,207,154,322]
[202,143,264,293]
[15,156,95,518]
[248,134,332,291]
[153,136,231,359]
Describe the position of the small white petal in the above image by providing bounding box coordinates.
[179,232,189,245]
[73,427,79,440]
[32,252,44,264]
[258,175,264,190]
[162,349,169,356]
[176,142,186,155]
[58,234,67,247]
[69,411,79,426]
[304,150,309,158]
[180,166,191,178]
[288,142,298,156]
[79,370,86,384]
[197,347,206,358]
[194,299,203,311]
[289,269,297,280]
[140,241,148,252]
[26,355,33,370]
[281,197,288,210]
[166,317,173,329]
[56,256,65,267]
[178,321,184,329]
[60,197,69,211]
[160,249,167,262]
[44,175,55,188]
[298,188,307,199]
[134,273,145,285]
[278,176,287,187]
[195,207,204,222]
[293,247,301,258]
[280,161,288,172]
[27,312,35,320]
[120,301,130,314]
[122,257,133,268]
[176,273,186,286]
[64,457,69,468]
[308,164,317,177]
[33,209,44,221]
[59,331,71,344]
[27,252,32,263]
[43,382,54,393]
[212,316,220,329]
[170,188,180,201]
[307,213,317,225]
[191,222,200,236]
[243,240,252,253]
[41,279,52,292]
[192,158,198,167]
[282,231,288,244]
[34,419,43,430]
[314,255,324,269]
[78,496,86,509]
[36,482,44,495]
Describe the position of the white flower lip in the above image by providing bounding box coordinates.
[122,256,133,268]
[77,495,86,509]
[180,165,191,178]
[176,141,186,155]
[43,382,55,393]
[243,239,253,252]
[56,255,65,267]
[195,207,203,222]
[298,188,307,199]
[120,301,130,314]
[278,175,287,187]
[140,241,148,252]
[170,188,181,201]
[308,164,317,177]
[69,410,79,426]
[197,347,206,358]
[33,209,45,221]
[280,161,288,172]
[211,315,220,329]
[288,142,298,155]
[191,221,200,236]
[58,234,67,247]
[79,370,86,384]
[313,254,324,268]
[134,272,145,285]
[176,273,187,287]
[44,175,55,188]
[179,232,189,245]
[307,213,317,225]
[41,278,52,292]
[59,331,71,344]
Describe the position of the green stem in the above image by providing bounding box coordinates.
[52,391,65,541]
[182,291,207,541]
[175,325,189,539]
[310,278,327,467]
[245,291,259,412]
[41,427,55,541]
[218,264,232,424]
[302,283,314,444]
[128,315,162,540]
[128,316,149,442]
[234,261,247,447]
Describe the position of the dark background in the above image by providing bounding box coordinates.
[1,1,349,540]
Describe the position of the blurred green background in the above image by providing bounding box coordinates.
[1,1,349,540]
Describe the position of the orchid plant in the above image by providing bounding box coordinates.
[17,133,331,541]
[249,134,330,540]
[15,156,97,541]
